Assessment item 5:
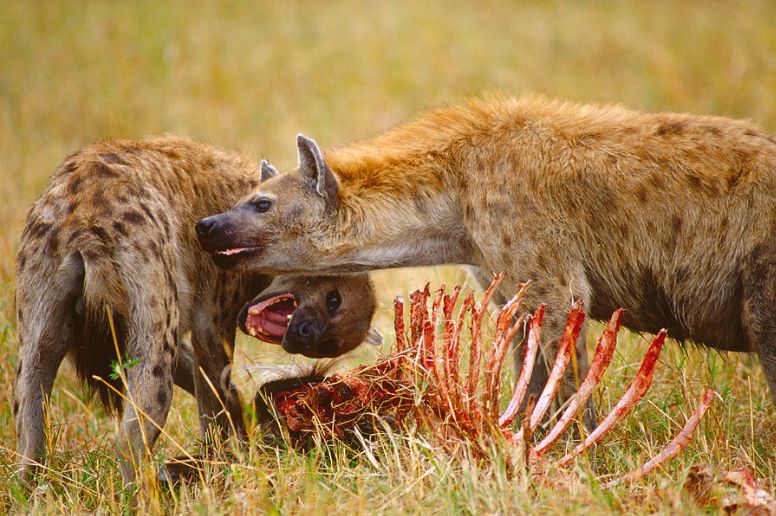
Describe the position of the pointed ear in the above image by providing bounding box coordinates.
[297,134,338,200]
[365,326,383,346]
[260,160,278,183]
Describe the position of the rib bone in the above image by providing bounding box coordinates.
[260,276,718,487]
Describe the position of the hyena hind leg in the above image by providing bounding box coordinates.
[14,253,85,484]
[115,296,179,486]
[742,268,776,406]
[14,333,71,482]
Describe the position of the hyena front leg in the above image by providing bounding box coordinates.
[469,265,596,429]
[172,338,197,396]
[467,266,511,305]
[189,323,246,447]
[513,272,596,431]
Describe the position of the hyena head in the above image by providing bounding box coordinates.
[196,135,339,274]
[237,273,378,358]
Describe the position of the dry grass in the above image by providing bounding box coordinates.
[2,0,776,513]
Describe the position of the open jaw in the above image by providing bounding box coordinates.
[244,293,297,344]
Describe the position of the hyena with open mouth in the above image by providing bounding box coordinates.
[239,274,377,359]
[14,135,376,486]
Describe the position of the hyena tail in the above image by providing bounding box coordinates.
[71,244,132,412]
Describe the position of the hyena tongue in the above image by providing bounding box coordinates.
[218,246,254,256]
[246,294,297,344]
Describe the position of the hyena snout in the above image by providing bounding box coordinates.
[196,211,267,271]
[240,274,377,359]
[283,318,324,355]
[195,213,249,251]
[195,215,217,240]
[195,214,227,251]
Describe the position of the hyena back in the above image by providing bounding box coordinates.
[197,95,776,423]
[14,135,376,485]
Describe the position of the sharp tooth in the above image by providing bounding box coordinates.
[258,327,268,335]
[286,314,292,320]
[248,327,257,337]
[249,308,259,316]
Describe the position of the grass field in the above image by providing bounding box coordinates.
[2,0,776,513]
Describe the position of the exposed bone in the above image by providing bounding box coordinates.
[482,299,523,424]
[616,389,720,484]
[722,469,776,514]
[558,330,666,467]
[499,304,543,427]
[466,274,504,415]
[532,309,622,455]
[394,296,406,352]
[259,276,718,487]
[527,300,584,434]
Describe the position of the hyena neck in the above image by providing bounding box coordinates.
[318,108,492,271]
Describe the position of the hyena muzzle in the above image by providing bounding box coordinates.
[238,274,379,359]
[13,135,376,486]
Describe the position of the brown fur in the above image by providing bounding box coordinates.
[197,95,776,425]
[15,135,376,486]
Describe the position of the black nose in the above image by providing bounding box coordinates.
[195,217,216,240]
[284,319,322,353]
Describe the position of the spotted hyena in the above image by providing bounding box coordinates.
[14,135,377,486]
[197,95,776,427]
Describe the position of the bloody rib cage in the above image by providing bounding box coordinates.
[254,274,717,481]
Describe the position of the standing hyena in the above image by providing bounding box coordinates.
[196,95,776,426]
[14,135,377,486]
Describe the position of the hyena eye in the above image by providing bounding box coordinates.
[326,290,341,311]
[252,199,272,213]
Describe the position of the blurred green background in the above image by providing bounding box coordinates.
[3,0,776,341]
[4,0,776,312]
[2,1,776,509]
[3,0,775,231]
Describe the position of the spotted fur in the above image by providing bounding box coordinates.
[198,95,776,426]
[14,136,376,486]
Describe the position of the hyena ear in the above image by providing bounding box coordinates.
[260,160,278,183]
[297,134,339,200]
[364,326,383,346]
